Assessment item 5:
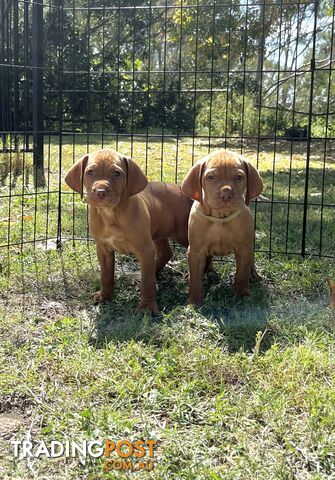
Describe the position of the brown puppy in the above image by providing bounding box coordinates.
[65,148,192,315]
[182,149,263,306]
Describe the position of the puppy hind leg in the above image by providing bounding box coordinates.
[204,255,214,274]
[250,254,262,282]
[136,244,160,316]
[155,239,173,275]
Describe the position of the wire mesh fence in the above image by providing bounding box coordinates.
[0,0,334,257]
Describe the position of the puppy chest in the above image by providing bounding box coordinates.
[194,224,239,256]
[101,228,132,254]
[105,237,130,254]
[207,240,234,256]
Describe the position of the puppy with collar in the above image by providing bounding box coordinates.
[182,149,263,306]
[65,148,192,316]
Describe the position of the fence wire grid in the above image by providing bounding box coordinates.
[0,0,334,258]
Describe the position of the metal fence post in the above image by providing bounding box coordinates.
[0,1,7,150]
[32,0,45,188]
[301,0,319,257]
[13,0,19,150]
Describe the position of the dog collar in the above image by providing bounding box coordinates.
[194,202,244,223]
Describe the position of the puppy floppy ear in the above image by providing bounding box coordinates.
[243,159,263,206]
[123,157,148,196]
[65,154,89,198]
[182,159,206,203]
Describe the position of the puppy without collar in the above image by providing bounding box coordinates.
[65,148,192,316]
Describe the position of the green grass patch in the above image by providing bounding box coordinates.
[1,136,335,255]
[1,242,335,479]
[1,137,335,478]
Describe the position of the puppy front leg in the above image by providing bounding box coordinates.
[188,247,207,306]
[93,243,115,302]
[136,245,159,316]
[234,247,252,297]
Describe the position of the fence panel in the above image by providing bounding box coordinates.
[0,0,334,257]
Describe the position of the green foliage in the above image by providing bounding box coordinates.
[4,0,332,139]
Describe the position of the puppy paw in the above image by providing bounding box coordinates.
[136,301,160,317]
[92,290,111,303]
[235,285,251,297]
[188,295,204,307]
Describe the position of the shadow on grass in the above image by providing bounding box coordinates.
[91,260,273,354]
[209,137,335,157]
[200,267,273,353]
[1,244,331,356]
[47,133,182,148]
[91,264,189,346]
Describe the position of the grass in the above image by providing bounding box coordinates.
[0,136,335,479]
[1,134,335,254]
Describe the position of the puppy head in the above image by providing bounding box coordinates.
[182,150,263,211]
[64,149,148,207]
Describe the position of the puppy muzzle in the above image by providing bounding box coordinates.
[94,188,107,200]
[219,186,233,201]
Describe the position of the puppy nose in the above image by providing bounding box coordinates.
[220,187,233,200]
[95,188,106,199]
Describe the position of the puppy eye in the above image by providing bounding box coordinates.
[86,170,94,176]
[207,173,215,180]
[236,174,243,180]
[112,170,121,178]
